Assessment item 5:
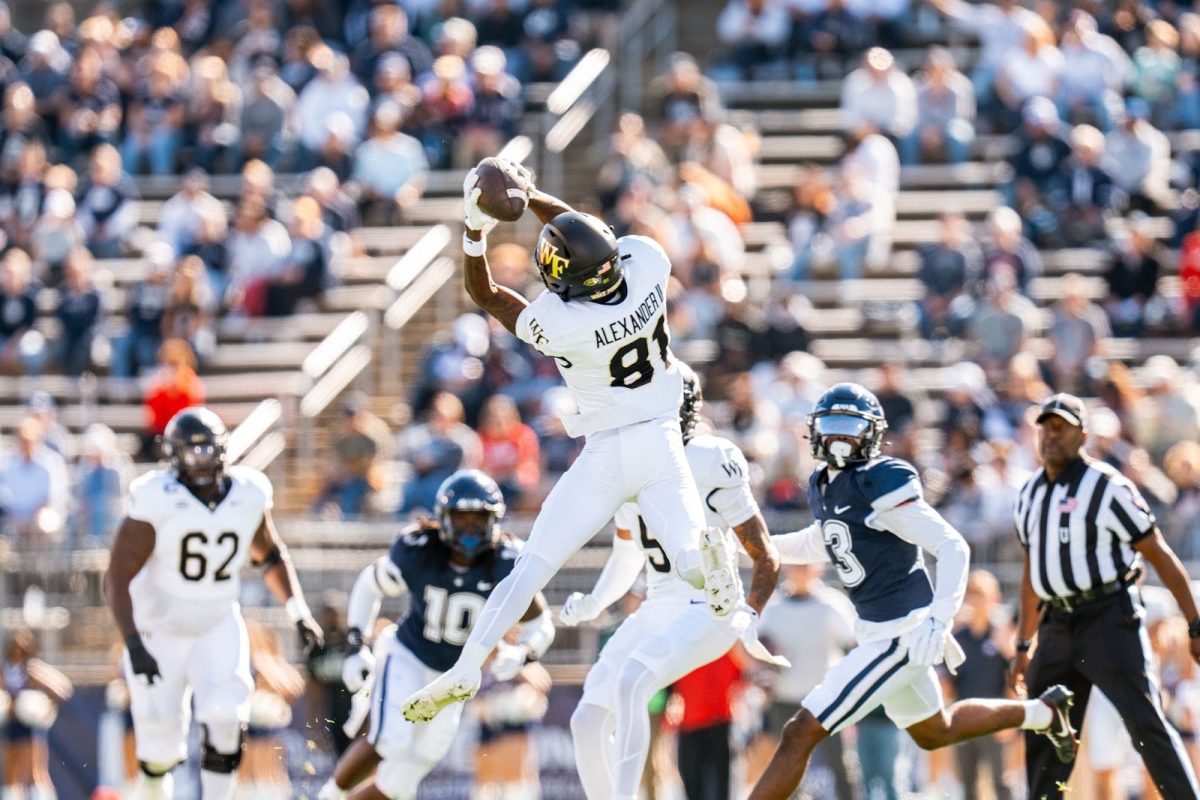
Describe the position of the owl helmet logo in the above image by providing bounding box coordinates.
[537,237,570,280]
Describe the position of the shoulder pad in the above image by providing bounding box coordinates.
[857,457,922,512]
[125,469,176,524]
[496,533,523,560]
[228,465,273,508]
[620,234,670,267]
[686,435,750,490]
[389,524,435,566]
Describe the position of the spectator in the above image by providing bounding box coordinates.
[965,268,1032,375]
[1104,214,1163,336]
[141,338,206,458]
[304,600,354,756]
[456,47,522,168]
[369,53,421,125]
[826,164,881,280]
[804,0,874,80]
[714,0,790,81]
[350,4,432,87]
[477,394,540,511]
[71,423,130,547]
[0,2,26,64]
[75,144,138,258]
[1178,216,1200,330]
[186,56,241,174]
[0,84,47,182]
[1,139,49,251]
[785,165,835,281]
[596,112,672,211]
[874,361,917,438]
[296,47,368,169]
[671,650,743,800]
[0,628,73,800]
[949,570,1014,800]
[18,31,67,123]
[25,390,66,457]
[227,0,281,85]
[1048,273,1110,393]
[671,184,747,281]
[57,45,121,161]
[157,168,223,256]
[313,391,393,519]
[351,103,428,224]
[184,207,230,306]
[1052,124,1120,246]
[902,47,975,165]
[0,416,68,543]
[1007,97,1071,206]
[226,194,290,316]
[1133,19,1182,123]
[757,564,858,800]
[1104,98,1172,212]
[995,17,1062,126]
[420,55,474,168]
[113,243,172,379]
[927,0,1042,112]
[917,211,982,338]
[29,188,83,283]
[54,247,102,376]
[840,47,917,142]
[647,52,722,156]
[0,249,42,376]
[264,196,335,316]
[981,206,1042,296]
[305,166,359,233]
[239,58,296,168]
[121,53,186,175]
[396,391,482,514]
[161,255,216,366]
[313,111,357,181]
[1132,356,1200,466]
[1057,11,1130,131]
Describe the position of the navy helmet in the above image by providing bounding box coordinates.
[807,383,887,468]
[678,362,703,444]
[434,470,506,560]
[162,407,229,490]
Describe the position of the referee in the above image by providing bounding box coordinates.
[1011,393,1200,798]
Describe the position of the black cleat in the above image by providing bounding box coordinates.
[1038,685,1078,764]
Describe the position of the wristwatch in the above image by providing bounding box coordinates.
[1015,639,1034,653]
[1188,619,1200,640]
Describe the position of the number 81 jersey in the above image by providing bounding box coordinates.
[126,465,271,636]
[515,235,682,439]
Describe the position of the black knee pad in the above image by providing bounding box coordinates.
[139,760,179,778]
[200,723,246,774]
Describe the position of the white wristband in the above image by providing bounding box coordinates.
[462,233,487,257]
[285,595,312,624]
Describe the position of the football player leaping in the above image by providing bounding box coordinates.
[317,470,553,800]
[560,364,783,800]
[748,384,1078,800]
[402,162,738,723]
[105,408,323,800]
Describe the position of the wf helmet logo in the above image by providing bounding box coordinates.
[537,238,569,279]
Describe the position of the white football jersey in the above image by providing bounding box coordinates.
[515,235,682,438]
[614,435,758,601]
[126,465,270,636]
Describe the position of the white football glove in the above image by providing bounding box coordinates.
[559,592,601,626]
[907,618,949,668]
[341,647,376,693]
[463,167,499,235]
[488,642,528,682]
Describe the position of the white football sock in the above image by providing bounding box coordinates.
[571,702,615,800]
[199,770,236,800]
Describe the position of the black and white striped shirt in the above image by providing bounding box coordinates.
[1013,456,1155,600]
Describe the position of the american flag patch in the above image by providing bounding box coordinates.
[1059,497,1078,513]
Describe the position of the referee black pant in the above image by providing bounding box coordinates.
[1025,586,1200,799]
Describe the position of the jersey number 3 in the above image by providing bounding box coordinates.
[179,531,239,582]
[821,520,866,587]
[609,316,669,389]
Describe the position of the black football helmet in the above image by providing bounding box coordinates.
[434,470,506,561]
[807,383,887,468]
[535,211,622,301]
[678,362,703,444]
[163,407,229,490]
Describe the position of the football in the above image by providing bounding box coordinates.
[474,157,529,222]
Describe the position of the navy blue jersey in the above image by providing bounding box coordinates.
[391,525,521,671]
[807,457,933,623]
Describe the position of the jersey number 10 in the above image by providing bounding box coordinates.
[423,586,486,645]
[609,316,670,389]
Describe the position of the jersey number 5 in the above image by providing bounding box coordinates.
[637,519,671,573]
[609,316,669,389]
[179,531,239,582]
[821,520,866,587]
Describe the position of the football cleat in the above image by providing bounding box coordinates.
[1038,684,1078,764]
[700,527,738,617]
[401,663,482,723]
